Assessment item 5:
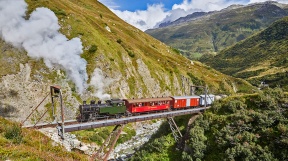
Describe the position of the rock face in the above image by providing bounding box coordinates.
[39,120,163,160]
[0,63,81,124]
[0,64,50,122]
[109,120,163,160]
[0,56,191,125]
[39,127,99,155]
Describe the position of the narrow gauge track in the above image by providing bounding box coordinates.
[23,107,209,131]
[61,107,208,132]
[23,120,78,129]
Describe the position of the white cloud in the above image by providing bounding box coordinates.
[172,0,241,11]
[111,4,169,31]
[107,0,288,31]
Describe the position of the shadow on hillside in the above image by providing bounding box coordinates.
[0,101,18,117]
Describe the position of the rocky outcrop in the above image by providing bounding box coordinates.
[0,63,81,124]
[110,120,163,160]
[39,127,99,155]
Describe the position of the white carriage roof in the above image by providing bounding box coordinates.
[172,96,200,99]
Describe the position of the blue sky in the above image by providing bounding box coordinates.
[99,0,288,31]
[99,0,184,11]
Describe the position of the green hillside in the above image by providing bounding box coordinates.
[0,117,87,160]
[146,2,288,60]
[201,16,288,91]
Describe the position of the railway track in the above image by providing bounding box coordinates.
[23,120,78,129]
[23,107,210,130]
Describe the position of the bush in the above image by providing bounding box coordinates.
[89,133,103,144]
[116,39,122,44]
[128,50,135,58]
[52,9,67,16]
[4,124,23,144]
[171,47,181,54]
[88,45,98,53]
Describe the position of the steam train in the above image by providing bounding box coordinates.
[77,95,215,122]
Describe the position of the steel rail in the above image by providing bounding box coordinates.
[61,107,207,132]
[23,120,78,129]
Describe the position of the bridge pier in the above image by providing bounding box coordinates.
[91,124,125,161]
[167,117,183,142]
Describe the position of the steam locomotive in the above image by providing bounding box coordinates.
[77,95,214,122]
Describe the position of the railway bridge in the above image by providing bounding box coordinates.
[22,85,210,161]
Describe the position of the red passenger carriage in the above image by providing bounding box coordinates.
[123,97,173,113]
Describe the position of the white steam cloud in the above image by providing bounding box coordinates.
[0,0,88,93]
[102,0,288,31]
[89,68,111,100]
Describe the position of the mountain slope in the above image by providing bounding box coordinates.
[0,0,253,124]
[146,2,288,59]
[201,16,288,91]
[0,117,87,160]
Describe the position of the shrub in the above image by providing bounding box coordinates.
[171,47,181,54]
[4,124,23,144]
[52,9,67,16]
[89,133,103,144]
[128,50,135,58]
[116,39,122,44]
[88,45,98,53]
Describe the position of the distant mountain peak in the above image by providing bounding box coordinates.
[146,1,288,60]
[157,1,287,29]
[158,11,210,28]
[222,4,245,11]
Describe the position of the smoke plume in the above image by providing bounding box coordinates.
[0,0,88,93]
[89,68,111,100]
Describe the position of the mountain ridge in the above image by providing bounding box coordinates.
[146,1,288,59]
[201,16,288,90]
